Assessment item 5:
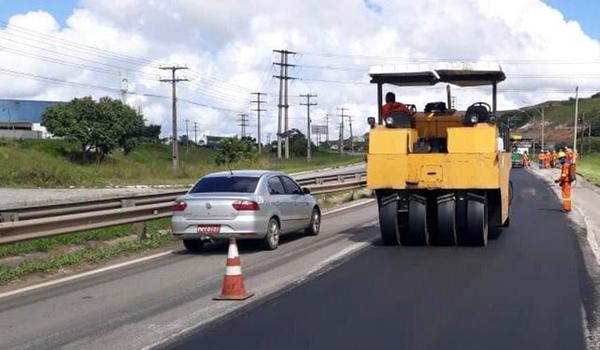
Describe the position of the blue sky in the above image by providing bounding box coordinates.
[0,0,598,40]
[0,0,78,25]
[544,0,600,40]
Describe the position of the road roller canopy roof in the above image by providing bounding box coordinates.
[369,63,505,87]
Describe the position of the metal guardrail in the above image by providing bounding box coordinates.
[0,171,367,245]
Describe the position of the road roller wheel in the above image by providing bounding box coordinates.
[436,194,457,246]
[378,197,400,246]
[463,194,488,246]
[402,195,429,246]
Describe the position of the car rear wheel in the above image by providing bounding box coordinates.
[305,207,321,236]
[183,239,205,252]
[261,218,280,250]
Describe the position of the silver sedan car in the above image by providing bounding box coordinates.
[171,170,321,251]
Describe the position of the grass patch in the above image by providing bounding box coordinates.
[0,233,175,285]
[316,188,373,210]
[0,139,361,188]
[578,153,600,185]
[0,218,171,258]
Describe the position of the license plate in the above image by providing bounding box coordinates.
[197,225,221,234]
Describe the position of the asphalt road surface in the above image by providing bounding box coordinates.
[165,169,595,350]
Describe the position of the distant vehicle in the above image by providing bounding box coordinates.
[171,170,321,251]
[511,147,529,168]
[511,151,523,168]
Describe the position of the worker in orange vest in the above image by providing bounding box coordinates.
[550,150,557,168]
[538,151,546,169]
[554,151,573,212]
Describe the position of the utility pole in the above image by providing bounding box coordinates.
[238,114,249,138]
[574,86,579,155]
[193,121,198,146]
[185,119,189,153]
[337,107,348,154]
[160,65,189,170]
[347,115,354,153]
[300,93,317,161]
[251,92,267,153]
[267,133,271,145]
[273,49,296,159]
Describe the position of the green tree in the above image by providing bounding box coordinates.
[142,124,162,143]
[42,96,144,164]
[587,111,600,137]
[214,137,258,167]
[288,128,315,157]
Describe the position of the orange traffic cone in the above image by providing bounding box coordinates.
[214,238,254,300]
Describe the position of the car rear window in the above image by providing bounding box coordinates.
[190,176,259,193]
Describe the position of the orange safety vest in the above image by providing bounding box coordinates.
[559,163,572,184]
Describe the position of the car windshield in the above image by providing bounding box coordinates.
[190,176,259,193]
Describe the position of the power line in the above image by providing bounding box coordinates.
[0,20,154,66]
[0,66,247,115]
[0,42,159,81]
[298,51,600,64]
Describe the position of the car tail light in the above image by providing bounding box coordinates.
[232,200,260,211]
[173,201,187,211]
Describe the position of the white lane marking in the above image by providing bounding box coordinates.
[0,198,376,299]
[0,250,175,299]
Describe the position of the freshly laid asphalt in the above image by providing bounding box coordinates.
[165,170,593,350]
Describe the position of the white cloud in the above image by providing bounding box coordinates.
[0,0,598,141]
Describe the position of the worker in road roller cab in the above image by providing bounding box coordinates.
[381,92,412,118]
[555,151,573,212]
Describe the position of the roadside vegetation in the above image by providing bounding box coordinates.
[0,218,173,285]
[0,138,361,188]
[578,153,600,185]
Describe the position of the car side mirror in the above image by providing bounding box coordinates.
[302,187,311,194]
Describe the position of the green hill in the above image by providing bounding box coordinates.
[0,139,361,188]
[501,94,600,144]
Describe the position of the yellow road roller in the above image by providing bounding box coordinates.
[367,66,511,246]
